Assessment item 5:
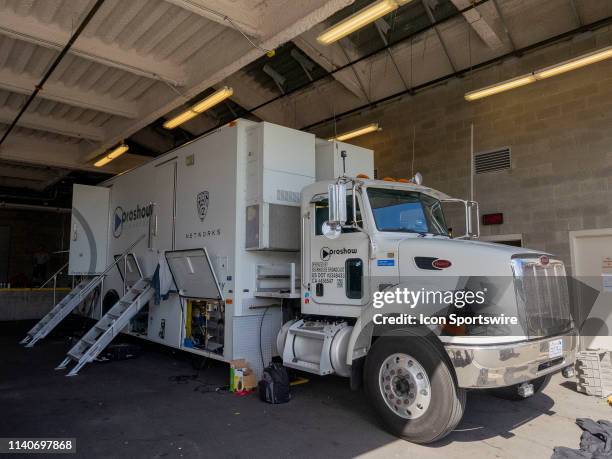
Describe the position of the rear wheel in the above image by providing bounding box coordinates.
[364,336,466,444]
[489,374,551,401]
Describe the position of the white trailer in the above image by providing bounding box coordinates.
[22,119,578,444]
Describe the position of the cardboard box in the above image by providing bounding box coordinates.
[230,359,257,392]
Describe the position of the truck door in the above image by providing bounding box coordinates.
[69,184,110,274]
[151,160,176,251]
[308,192,369,308]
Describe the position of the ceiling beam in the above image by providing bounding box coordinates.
[293,35,368,100]
[0,9,187,86]
[0,132,146,173]
[0,107,105,141]
[0,133,91,170]
[450,0,504,49]
[0,68,139,118]
[163,0,261,37]
[84,0,354,162]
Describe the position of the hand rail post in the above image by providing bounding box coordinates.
[53,275,57,305]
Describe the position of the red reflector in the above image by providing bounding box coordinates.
[433,259,452,269]
[304,298,310,304]
[482,213,503,225]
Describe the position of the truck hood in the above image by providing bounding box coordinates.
[397,237,546,277]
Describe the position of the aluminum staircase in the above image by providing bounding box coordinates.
[56,277,153,376]
[19,234,145,348]
[20,276,99,347]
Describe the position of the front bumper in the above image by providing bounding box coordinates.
[445,330,579,389]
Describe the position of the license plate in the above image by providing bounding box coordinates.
[548,338,563,358]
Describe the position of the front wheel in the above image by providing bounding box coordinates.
[364,335,466,444]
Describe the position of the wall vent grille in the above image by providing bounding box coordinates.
[474,147,511,174]
[276,189,301,203]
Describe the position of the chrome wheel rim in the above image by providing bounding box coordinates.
[378,353,431,420]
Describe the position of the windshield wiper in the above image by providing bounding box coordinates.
[382,228,428,236]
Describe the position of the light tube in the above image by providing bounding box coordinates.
[329,123,381,141]
[164,87,234,129]
[94,144,129,167]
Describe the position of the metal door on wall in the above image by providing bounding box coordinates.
[570,228,612,351]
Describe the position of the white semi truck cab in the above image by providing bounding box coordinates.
[277,174,578,443]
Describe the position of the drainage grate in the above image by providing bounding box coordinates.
[474,147,511,174]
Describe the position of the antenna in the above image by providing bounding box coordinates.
[411,125,416,177]
[340,150,347,174]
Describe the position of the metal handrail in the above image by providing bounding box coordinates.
[39,261,69,289]
[75,234,146,303]
[39,261,69,305]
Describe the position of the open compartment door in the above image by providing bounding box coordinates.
[114,253,143,286]
[69,184,110,274]
[165,248,223,300]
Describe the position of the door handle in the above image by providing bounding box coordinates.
[72,224,77,241]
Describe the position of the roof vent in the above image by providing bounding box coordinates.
[474,147,511,174]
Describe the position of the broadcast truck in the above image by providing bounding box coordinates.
[20,119,578,444]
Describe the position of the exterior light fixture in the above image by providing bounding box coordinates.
[164,86,234,129]
[317,0,412,45]
[94,143,129,167]
[329,123,381,141]
[465,45,612,101]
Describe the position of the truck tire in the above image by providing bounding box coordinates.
[489,374,551,401]
[364,335,466,444]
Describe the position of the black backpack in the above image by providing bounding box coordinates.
[258,363,291,404]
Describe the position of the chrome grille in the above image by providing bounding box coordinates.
[511,255,572,337]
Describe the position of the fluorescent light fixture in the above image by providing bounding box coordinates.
[317,0,411,45]
[164,86,234,129]
[465,45,612,101]
[535,45,612,79]
[94,144,129,167]
[329,123,381,141]
[464,75,536,101]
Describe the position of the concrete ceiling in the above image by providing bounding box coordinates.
[225,0,612,137]
[0,0,611,198]
[0,0,353,177]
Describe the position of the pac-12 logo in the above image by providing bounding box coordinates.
[113,206,124,238]
[197,191,209,221]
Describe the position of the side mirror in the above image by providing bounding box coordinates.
[323,183,347,240]
[328,183,347,224]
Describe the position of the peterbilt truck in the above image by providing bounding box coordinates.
[21,119,578,444]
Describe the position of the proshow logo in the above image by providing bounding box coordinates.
[320,247,357,261]
[113,204,153,238]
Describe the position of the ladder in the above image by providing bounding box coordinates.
[56,277,154,376]
[20,276,98,347]
[19,235,145,347]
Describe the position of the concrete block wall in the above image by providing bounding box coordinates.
[315,32,612,270]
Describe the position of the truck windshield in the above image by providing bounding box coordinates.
[366,188,449,236]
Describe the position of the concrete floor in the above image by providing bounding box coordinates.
[1,320,609,459]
